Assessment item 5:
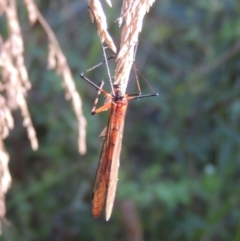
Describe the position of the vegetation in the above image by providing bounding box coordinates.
[1,0,240,240]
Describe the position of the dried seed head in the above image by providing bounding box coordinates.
[88,0,117,53]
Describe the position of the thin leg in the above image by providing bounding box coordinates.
[80,51,116,96]
[124,63,158,100]
[93,101,111,115]
[99,41,115,94]
[91,81,104,114]
[80,73,110,98]
[133,63,142,96]
[127,92,158,101]
[132,64,159,96]
[80,55,115,77]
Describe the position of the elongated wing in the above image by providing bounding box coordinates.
[91,104,117,218]
[91,99,128,220]
[105,111,126,221]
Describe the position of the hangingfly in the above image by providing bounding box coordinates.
[80,65,158,220]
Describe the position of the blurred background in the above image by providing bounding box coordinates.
[2,0,240,240]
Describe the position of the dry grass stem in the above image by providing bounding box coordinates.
[24,0,87,154]
[114,0,155,93]
[106,0,155,221]
[0,0,7,15]
[0,96,12,200]
[4,0,38,150]
[0,0,90,222]
[0,0,30,222]
[105,0,112,8]
[88,0,117,53]
[0,139,11,221]
[87,0,155,93]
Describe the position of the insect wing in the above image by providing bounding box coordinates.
[91,105,116,218]
[105,112,125,221]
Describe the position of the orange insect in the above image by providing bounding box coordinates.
[80,62,158,220]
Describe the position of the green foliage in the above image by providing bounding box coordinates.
[2,0,240,241]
